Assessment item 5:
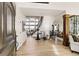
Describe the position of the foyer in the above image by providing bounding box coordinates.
[0,2,79,56]
[15,2,79,56]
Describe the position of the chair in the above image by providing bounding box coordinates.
[69,35,79,52]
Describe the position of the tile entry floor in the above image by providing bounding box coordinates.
[16,37,79,56]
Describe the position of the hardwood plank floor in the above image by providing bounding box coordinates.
[16,37,79,56]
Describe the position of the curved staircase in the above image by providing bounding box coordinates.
[24,16,43,36]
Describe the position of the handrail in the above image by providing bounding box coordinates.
[30,16,43,35]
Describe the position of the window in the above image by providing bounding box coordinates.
[23,16,41,35]
[30,26,35,30]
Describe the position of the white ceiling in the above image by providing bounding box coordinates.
[16,2,65,16]
[19,7,65,16]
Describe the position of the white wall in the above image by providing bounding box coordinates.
[39,16,55,36]
[39,14,64,36]
[15,7,27,50]
[53,12,66,32]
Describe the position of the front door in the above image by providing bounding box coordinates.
[0,2,16,56]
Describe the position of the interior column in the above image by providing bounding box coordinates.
[63,14,70,46]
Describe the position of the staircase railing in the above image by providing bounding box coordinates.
[30,16,43,35]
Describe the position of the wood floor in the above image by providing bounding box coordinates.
[16,37,79,56]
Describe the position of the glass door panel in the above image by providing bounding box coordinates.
[7,6,12,35]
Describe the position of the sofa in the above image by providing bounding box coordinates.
[69,34,79,52]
